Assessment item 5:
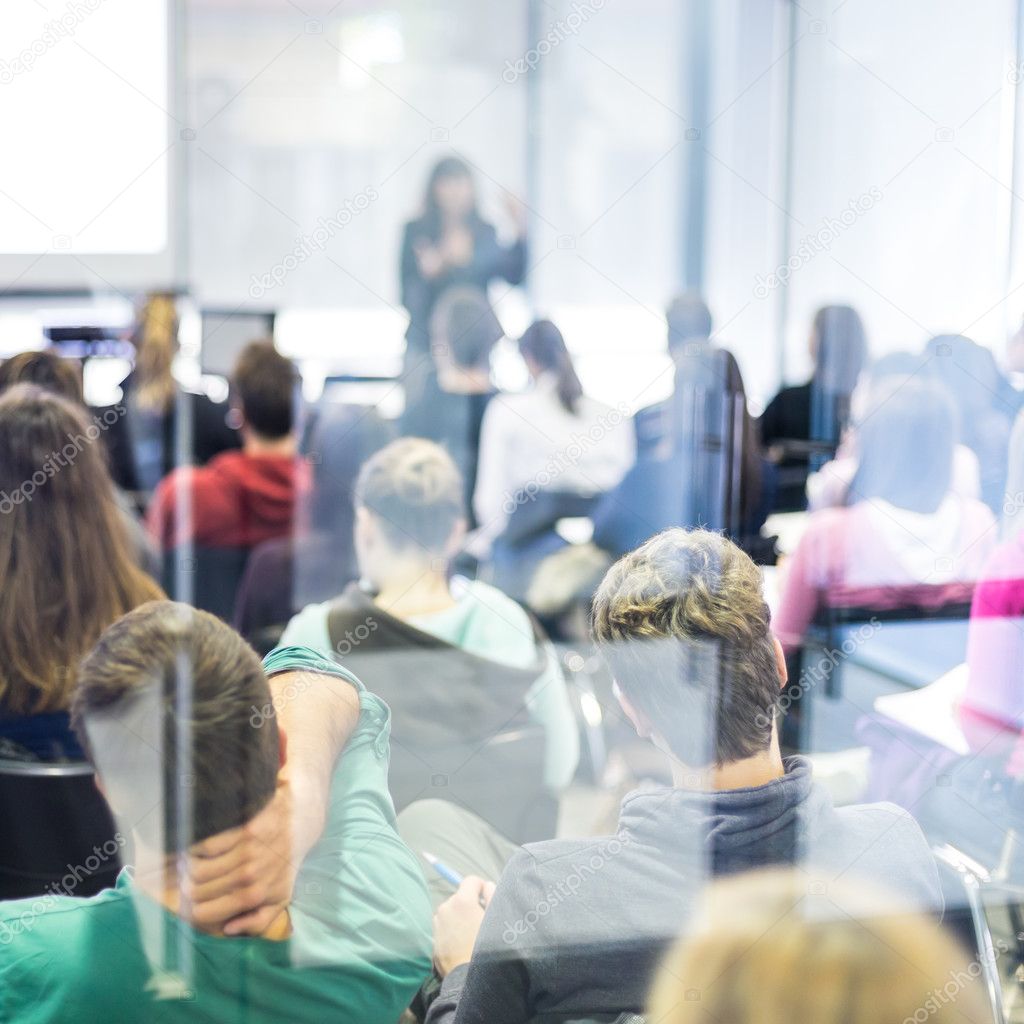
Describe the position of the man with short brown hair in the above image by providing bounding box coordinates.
[405,529,942,1023]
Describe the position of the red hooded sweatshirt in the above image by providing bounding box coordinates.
[147,450,310,550]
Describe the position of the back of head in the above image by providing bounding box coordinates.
[132,292,179,414]
[518,319,584,414]
[356,437,465,557]
[73,601,278,853]
[431,286,504,373]
[667,293,713,356]
[591,529,779,766]
[813,304,867,395]
[232,339,298,440]
[649,869,988,1024]
[0,350,84,406]
[0,385,162,714]
[927,334,1001,414]
[850,378,955,514]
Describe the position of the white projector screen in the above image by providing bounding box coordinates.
[0,0,176,290]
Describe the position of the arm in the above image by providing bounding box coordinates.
[773,522,831,653]
[471,400,515,550]
[186,650,361,934]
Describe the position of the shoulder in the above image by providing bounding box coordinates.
[280,601,333,652]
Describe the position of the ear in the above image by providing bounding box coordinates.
[446,517,468,557]
[354,505,375,544]
[772,634,789,689]
[614,684,653,739]
[277,725,288,773]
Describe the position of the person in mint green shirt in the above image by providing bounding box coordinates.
[280,436,580,794]
[0,602,431,1023]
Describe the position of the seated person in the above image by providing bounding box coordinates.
[960,408,1024,764]
[807,351,982,512]
[760,304,868,511]
[114,292,240,495]
[633,291,717,454]
[0,385,163,760]
[473,318,635,556]
[399,528,941,1023]
[774,379,996,652]
[0,602,431,1022]
[282,438,579,825]
[401,286,503,524]
[593,348,772,558]
[648,869,987,1024]
[927,333,1018,516]
[0,349,158,574]
[147,340,307,550]
[234,402,393,647]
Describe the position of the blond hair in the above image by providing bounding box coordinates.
[649,869,989,1024]
[355,437,464,554]
[591,528,779,765]
[132,293,179,413]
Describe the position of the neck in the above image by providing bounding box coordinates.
[242,431,297,458]
[438,365,490,394]
[131,841,290,940]
[667,734,786,792]
[372,562,455,619]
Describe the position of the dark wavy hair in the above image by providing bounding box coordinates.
[519,319,584,415]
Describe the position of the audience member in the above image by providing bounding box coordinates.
[281,438,579,816]
[0,349,158,573]
[634,292,716,454]
[593,347,773,557]
[0,603,431,1022]
[960,408,1024,765]
[401,286,504,522]
[760,304,868,511]
[147,340,307,550]
[0,385,163,759]
[473,318,635,555]
[807,351,983,511]
[648,869,987,1024]
[234,402,393,647]
[114,293,240,495]
[774,379,996,652]
[396,528,940,1022]
[926,333,1017,515]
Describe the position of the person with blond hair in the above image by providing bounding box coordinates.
[397,528,941,1023]
[281,437,579,819]
[649,869,991,1024]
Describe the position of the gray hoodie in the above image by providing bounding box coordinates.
[426,756,941,1024]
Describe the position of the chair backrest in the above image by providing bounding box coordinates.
[390,721,557,843]
[0,759,122,901]
[161,544,253,622]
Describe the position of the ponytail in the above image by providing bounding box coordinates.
[519,320,584,415]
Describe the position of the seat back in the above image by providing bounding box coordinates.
[0,760,122,900]
[162,545,252,622]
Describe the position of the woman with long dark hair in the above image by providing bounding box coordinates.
[0,386,164,759]
[400,157,527,366]
[473,319,635,553]
[760,304,868,511]
[774,379,996,651]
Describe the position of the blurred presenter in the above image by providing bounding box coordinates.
[400,157,527,385]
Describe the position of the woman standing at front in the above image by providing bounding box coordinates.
[399,157,527,398]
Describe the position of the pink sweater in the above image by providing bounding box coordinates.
[775,497,998,651]
[960,533,1024,751]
